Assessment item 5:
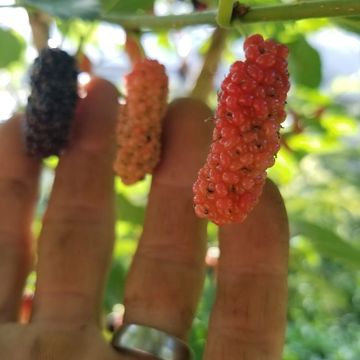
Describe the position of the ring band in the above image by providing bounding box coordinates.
[111,323,193,360]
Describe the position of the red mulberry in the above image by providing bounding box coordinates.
[193,34,290,225]
[25,47,78,158]
[114,59,168,185]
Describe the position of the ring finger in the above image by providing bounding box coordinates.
[204,180,289,359]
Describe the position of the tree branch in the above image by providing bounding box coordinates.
[101,0,360,30]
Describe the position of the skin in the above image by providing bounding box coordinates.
[0,78,289,360]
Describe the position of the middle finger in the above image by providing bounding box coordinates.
[123,98,213,339]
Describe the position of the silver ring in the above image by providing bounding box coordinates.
[111,323,193,360]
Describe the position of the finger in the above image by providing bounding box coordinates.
[31,78,118,325]
[205,180,289,359]
[0,116,41,322]
[123,98,213,339]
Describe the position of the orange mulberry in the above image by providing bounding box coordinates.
[114,59,168,184]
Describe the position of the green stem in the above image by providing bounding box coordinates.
[27,10,51,52]
[125,31,145,65]
[101,0,360,30]
[102,10,215,30]
[216,0,235,28]
[240,0,360,23]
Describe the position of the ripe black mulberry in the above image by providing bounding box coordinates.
[25,47,78,158]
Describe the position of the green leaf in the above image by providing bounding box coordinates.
[0,28,25,68]
[317,149,360,188]
[288,133,340,154]
[101,0,155,14]
[103,259,126,311]
[320,113,357,137]
[292,220,360,268]
[117,193,145,225]
[56,18,98,43]
[156,31,173,50]
[268,147,299,185]
[288,36,322,88]
[22,0,100,19]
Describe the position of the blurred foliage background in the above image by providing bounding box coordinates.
[0,0,359,359]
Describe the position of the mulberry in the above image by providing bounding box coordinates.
[114,59,168,185]
[193,34,290,225]
[25,47,78,158]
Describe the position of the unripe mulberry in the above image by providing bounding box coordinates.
[193,34,290,225]
[114,59,168,185]
[25,47,78,158]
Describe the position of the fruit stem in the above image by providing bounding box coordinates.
[125,31,145,66]
[190,27,227,103]
[27,9,51,52]
[101,0,360,29]
[216,0,235,28]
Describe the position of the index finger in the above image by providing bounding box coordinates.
[31,78,119,325]
[205,180,289,359]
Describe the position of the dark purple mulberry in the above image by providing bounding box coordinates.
[25,47,79,158]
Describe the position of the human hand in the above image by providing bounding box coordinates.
[0,78,289,359]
